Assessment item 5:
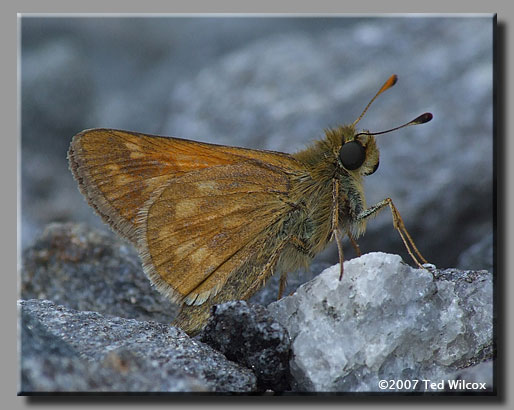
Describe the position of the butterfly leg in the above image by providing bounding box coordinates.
[331,178,346,280]
[334,228,345,280]
[346,229,361,257]
[356,197,428,268]
[278,271,288,300]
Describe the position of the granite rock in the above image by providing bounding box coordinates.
[19,299,256,393]
[267,252,493,392]
[20,306,203,392]
[20,223,179,323]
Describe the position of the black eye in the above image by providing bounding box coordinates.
[339,140,366,170]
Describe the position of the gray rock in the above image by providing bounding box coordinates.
[20,306,204,392]
[199,301,291,391]
[21,223,179,324]
[20,304,79,360]
[267,252,493,392]
[443,360,493,392]
[19,299,256,392]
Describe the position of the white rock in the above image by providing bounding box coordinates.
[268,252,493,392]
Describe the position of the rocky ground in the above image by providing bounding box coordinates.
[19,223,494,393]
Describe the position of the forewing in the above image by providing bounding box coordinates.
[68,128,298,244]
[137,162,292,305]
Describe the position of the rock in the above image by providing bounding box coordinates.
[20,223,179,324]
[20,306,204,392]
[443,360,493,392]
[267,252,493,392]
[199,301,291,391]
[19,299,256,392]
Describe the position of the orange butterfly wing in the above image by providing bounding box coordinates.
[68,128,299,242]
[68,128,302,305]
[138,162,293,305]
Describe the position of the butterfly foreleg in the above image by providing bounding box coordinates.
[355,197,428,268]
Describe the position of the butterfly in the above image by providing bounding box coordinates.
[68,74,431,335]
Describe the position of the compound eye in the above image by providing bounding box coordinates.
[339,140,366,170]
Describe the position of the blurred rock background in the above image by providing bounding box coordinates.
[20,16,494,272]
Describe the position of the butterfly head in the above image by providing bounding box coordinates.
[336,125,380,176]
[333,74,431,177]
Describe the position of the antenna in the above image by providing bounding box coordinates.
[354,112,433,138]
[353,74,398,127]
